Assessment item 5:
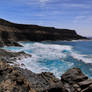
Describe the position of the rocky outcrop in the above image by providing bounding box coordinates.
[0,49,31,64]
[0,40,22,47]
[0,18,87,46]
[0,49,92,92]
[0,59,92,92]
[0,49,66,92]
[61,68,92,92]
[0,61,35,92]
[0,60,66,92]
[1,60,92,92]
[19,69,66,92]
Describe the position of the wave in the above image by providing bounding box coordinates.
[18,42,92,64]
[3,42,92,78]
[20,42,72,60]
[71,52,92,64]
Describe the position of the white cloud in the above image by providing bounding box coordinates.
[39,0,49,3]
[15,0,49,5]
[62,3,91,9]
[73,15,92,25]
[72,15,92,36]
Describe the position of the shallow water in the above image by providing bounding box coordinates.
[3,40,92,78]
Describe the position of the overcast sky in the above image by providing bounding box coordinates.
[0,0,92,36]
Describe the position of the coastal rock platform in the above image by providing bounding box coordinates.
[0,49,92,92]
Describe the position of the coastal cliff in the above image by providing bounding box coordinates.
[0,19,91,92]
[0,18,87,46]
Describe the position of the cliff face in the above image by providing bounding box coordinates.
[0,18,87,46]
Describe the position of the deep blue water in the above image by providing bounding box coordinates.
[3,40,92,78]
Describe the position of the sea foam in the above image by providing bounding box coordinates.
[3,42,92,78]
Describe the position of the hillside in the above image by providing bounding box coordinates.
[0,18,87,46]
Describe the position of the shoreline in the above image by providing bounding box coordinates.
[0,18,88,47]
[0,19,92,91]
[18,39,92,44]
[2,41,92,77]
[0,48,92,92]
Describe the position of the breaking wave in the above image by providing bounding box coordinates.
[3,41,92,78]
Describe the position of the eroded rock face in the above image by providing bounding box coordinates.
[0,60,92,92]
[0,61,35,92]
[61,68,92,92]
[0,49,92,92]
[18,68,66,92]
[61,68,88,83]
[0,49,31,64]
[0,18,87,47]
[0,61,66,92]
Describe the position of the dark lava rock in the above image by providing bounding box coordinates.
[0,49,31,64]
[0,18,88,47]
[79,79,92,88]
[0,49,66,92]
[0,40,22,47]
[19,69,66,92]
[0,61,36,92]
[61,68,88,83]
[0,60,66,92]
[0,48,92,92]
[0,59,92,92]
[61,68,92,92]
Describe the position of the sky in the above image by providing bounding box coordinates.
[0,0,92,36]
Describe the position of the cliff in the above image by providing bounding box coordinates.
[0,18,87,46]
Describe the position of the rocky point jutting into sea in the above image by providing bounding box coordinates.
[0,19,92,92]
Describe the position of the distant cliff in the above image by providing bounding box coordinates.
[0,18,87,46]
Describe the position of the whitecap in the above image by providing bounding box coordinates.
[3,41,92,78]
[71,52,92,64]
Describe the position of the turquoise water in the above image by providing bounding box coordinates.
[3,40,92,78]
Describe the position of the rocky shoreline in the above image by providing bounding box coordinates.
[0,49,92,92]
[0,18,91,92]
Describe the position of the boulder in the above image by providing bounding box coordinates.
[79,79,92,88]
[19,69,66,92]
[61,68,88,84]
[61,68,92,92]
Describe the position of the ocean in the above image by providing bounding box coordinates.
[3,40,92,78]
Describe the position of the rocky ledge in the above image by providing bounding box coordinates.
[0,18,88,47]
[0,61,92,92]
[0,49,31,66]
[0,49,92,92]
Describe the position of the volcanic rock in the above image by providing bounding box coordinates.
[61,68,92,92]
[0,18,88,46]
[0,61,35,92]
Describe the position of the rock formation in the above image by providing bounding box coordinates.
[0,19,91,92]
[0,49,31,64]
[0,60,92,92]
[0,18,87,46]
[0,48,92,92]
[0,61,35,92]
[61,68,92,92]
